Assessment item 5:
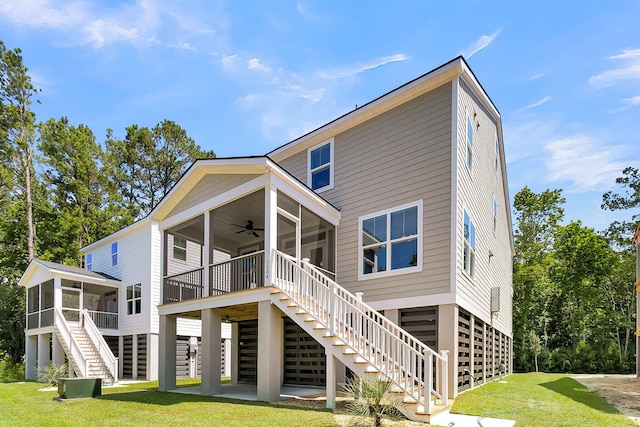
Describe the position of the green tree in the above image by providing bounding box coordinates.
[105,120,215,218]
[0,41,40,261]
[38,117,133,265]
[602,166,640,245]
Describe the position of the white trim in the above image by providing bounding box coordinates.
[307,138,334,192]
[368,292,456,311]
[357,199,423,281]
[450,77,459,295]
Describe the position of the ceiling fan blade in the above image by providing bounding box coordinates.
[253,231,260,238]
[231,224,245,229]
[236,230,246,234]
[254,227,265,231]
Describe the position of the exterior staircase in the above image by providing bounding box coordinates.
[270,250,450,424]
[54,308,118,386]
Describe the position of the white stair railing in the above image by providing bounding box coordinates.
[54,307,88,377]
[272,249,448,413]
[81,309,118,382]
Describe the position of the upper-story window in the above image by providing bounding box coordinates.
[85,253,93,271]
[126,283,141,315]
[466,116,474,172]
[173,236,187,261]
[111,242,118,266]
[463,210,476,278]
[308,138,334,192]
[493,195,498,236]
[359,200,423,279]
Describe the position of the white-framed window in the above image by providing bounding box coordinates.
[466,115,473,172]
[359,200,423,280]
[85,253,93,271]
[173,236,187,261]
[463,210,476,278]
[307,138,334,192]
[111,242,118,266]
[126,283,141,315]
[492,195,498,236]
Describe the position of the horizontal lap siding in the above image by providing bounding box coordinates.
[455,78,512,337]
[167,174,261,219]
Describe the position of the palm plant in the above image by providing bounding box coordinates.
[341,376,405,427]
[36,362,68,386]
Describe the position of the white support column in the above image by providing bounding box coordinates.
[203,211,211,297]
[438,304,458,399]
[231,322,239,385]
[201,308,222,395]
[148,333,159,381]
[325,353,336,409]
[25,335,37,380]
[158,314,177,391]
[132,334,139,380]
[37,334,50,376]
[118,335,124,379]
[384,308,400,325]
[52,333,65,369]
[257,300,282,402]
[264,183,278,285]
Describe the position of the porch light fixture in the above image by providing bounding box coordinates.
[224,316,230,323]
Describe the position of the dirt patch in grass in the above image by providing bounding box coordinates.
[572,374,640,425]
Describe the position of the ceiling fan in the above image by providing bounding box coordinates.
[232,220,264,238]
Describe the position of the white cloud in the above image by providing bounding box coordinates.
[544,135,627,192]
[461,30,500,59]
[623,95,640,105]
[248,57,272,73]
[221,54,239,69]
[318,54,408,80]
[520,96,552,111]
[0,0,86,28]
[589,48,640,87]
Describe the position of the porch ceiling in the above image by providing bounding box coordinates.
[176,302,260,322]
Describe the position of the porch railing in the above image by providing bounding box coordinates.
[163,267,204,303]
[272,249,448,414]
[86,310,118,329]
[210,251,265,295]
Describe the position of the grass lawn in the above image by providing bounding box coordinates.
[451,373,636,427]
[0,378,335,427]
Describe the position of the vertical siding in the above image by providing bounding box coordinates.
[280,82,453,301]
[454,78,512,337]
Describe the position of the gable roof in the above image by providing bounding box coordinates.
[19,259,121,288]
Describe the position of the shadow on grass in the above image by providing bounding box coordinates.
[94,389,331,413]
[540,377,619,415]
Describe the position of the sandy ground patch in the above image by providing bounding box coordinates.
[572,374,640,425]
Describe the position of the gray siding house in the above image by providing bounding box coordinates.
[20,56,512,423]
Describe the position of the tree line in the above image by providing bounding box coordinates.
[513,168,639,373]
[0,41,214,365]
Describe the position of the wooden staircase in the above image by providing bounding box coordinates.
[270,250,450,424]
[53,308,118,385]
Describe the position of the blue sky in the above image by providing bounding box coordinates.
[1,1,639,232]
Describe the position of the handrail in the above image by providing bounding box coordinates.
[54,307,88,377]
[86,310,118,329]
[210,250,265,295]
[81,309,118,382]
[272,249,448,411]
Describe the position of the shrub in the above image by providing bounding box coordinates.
[341,377,405,427]
[0,352,25,382]
[36,362,68,386]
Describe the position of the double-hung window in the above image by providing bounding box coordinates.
[466,116,474,171]
[359,201,422,279]
[111,242,118,266]
[308,139,334,191]
[126,284,141,315]
[85,253,93,271]
[493,195,498,236]
[463,210,476,277]
[173,236,187,261]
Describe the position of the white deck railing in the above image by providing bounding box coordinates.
[81,309,118,382]
[272,249,448,413]
[210,251,264,295]
[86,310,118,329]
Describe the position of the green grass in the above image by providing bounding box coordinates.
[0,378,335,427]
[451,373,635,427]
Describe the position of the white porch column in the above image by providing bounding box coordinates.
[257,300,282,402]
[52,333,65,369]
[37,334,50,376]
[158,314,177,391]
[203,211,211,297]
[438,304,458,399]
[231,322,239,385]
[325,353,336,409]
[264,183,278,286]
[148,333,159,381]
[132,334,139,380]
[201,308,222,395]
[25,335,37,380]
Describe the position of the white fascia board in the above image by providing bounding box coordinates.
[81,217,151,253]
[157,287,273,316]
[367,292,457,312]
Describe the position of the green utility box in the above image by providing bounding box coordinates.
[57,377,102,399]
